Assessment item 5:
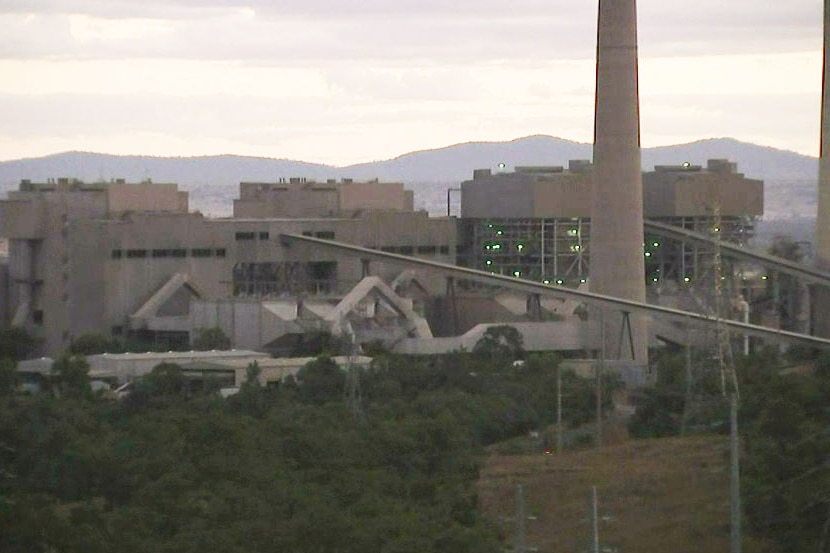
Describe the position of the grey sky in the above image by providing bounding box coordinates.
[0,0,824,164]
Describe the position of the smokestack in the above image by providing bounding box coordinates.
[589,0,648,360]
[815,0,830,336]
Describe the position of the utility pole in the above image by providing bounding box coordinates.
[730,394,742,553]
[515,484,527,553]
[556,363,563,453]
[596,309,605,450]
[589,486,600,553]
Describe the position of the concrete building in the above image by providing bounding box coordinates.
[234,178,414,218]
[0,178,455,356]
[458,160,762,287]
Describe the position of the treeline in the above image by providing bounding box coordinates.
[0,327,612,552]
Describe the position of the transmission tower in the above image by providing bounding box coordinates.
[681,205,740,433]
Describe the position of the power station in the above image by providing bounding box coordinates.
[0,1,827,364]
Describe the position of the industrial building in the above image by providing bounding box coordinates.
[458,159,762,293]
[0,177,455,355]
[0,154,764,359]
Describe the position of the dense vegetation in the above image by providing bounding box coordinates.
[0,327,614,552]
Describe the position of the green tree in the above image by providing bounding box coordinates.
[69,332,122,356]
[296,356,346,405]
[0,357,17,397]
[0,327,38,361]
[472,325,524,360]
[192,326,231,351]
[51,354,91,398]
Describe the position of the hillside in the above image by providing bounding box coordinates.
[479,435,777,553]
[0,136,817,186]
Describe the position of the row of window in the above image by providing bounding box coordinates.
[379,245,451,255]
[235,231,270,241]
[112,248,227,259]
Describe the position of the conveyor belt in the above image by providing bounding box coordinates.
[644,220,830,287]
[280,233,830,350]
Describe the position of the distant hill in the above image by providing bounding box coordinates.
[0,136,819,220]
[0,135,817,185]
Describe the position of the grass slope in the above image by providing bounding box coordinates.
[479,435,779,553]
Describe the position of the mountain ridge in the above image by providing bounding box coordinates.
[0,135,817,183]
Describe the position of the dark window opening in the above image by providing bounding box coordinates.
[126,249,147,258]
[191,248,212,257]
[33,310,43,325]
[171,249,187,258]
[258,231,270,240]
[235,231,255,240]
[315,231,335,240]
[152,249,169,258]
[417,245,437,255]
[111,249,123,259]
[399,246,413,255]
[439,246,450,255]
[215,248,226,258]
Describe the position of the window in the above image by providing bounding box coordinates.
[302,231,313,237]
[258,231,270,240]
[215,248,226,258]
[152,249,169,258]
[235,231,255,240]
[33,310,43,325]
[315,231,335,240]
[126,249,147,258]
[399,246,413,255]
[417,245,437,255]
[171,249,187,258]
[111,325,124,336]
[439,246,450,255]
[191,248,212,258]
[111,249,123,259]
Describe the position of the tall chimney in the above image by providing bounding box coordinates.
[589,0,648,360]
[815,0,830,337]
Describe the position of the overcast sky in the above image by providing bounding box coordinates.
[0,0,823,165]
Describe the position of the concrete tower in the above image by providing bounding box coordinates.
[589,0,648,360]
[815,0,830,337]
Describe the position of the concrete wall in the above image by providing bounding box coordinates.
[106,183,188,214]
[533,174,593,217]
[643,166,763,217]
[234,180,414,218]
[461,174,535,218]
[339,181,411,212]
[394,320,590,355]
